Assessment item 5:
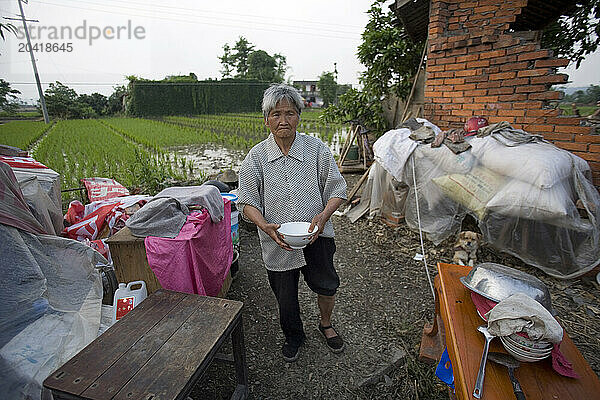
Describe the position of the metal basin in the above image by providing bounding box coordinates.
[460,263,553,312]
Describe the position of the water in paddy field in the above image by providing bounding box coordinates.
[168,126,348,180]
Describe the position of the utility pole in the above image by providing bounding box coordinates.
[17,0,49,123]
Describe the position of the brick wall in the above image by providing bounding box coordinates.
[424,0,600,187]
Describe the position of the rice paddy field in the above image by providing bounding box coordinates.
[0,111,346,202]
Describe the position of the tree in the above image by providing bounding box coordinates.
[273,53,288,83]
[107,85,127,115]
[0,79,21,114]
[542,0,600,68]
[79,92,108,116]
[318,71,337,107]
[322,0,424,131]
[247,50,277,82]
[232,36,255,78]
[219,44,235,78]
[44,82,94,119]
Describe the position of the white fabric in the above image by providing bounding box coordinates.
[486,293,563,344]
[469,136,590,189]
[373,118,442,182]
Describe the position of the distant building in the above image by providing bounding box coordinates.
[293,80,322,107]
[293,80,352,108]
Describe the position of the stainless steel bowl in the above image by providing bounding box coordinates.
[460,263,553,312]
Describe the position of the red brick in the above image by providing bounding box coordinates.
[438,57,459,65]
[518,50,553,61]
[489,71,516,80]
[454,83,478,91]
[428,65,446,72]
[451,97,475,104]
[455,69,479,77]
[558,125,593,134]
[530,74,569,85]
[498,109,525,117]
[490,55,518,65]
[452,109,475,117]
[462,103,486,110]
[479,50,507,59]
[470,60,491,68]
[447,47,469,56]
[555,142,588,152]
[515,85,547,93]
[444,77,466,85]
[442,91,465,98]
[543,132,574,141]
[473,95,500,103]
[456,54,480,63]
[488,116,515,124]
[517,69,551,78]
[431,71,456,79]
[513,101,543,109]
[465,75,490,83]
[534,58,569,68]
[499,62,529,71]
[506,44,538,55]
[529,91,563,100]
[458,1,478,7]
[493,38,521,49]
[428,79,446,86]
[589,144,600,152]
[527,124,554,132]
[474,5,499,12]
[498,94,528,101]
[573,152,600,163]
[547,117,582,125]
[488,87,515,95]
[500,78,530,86]
[477,81,501,89]
[469,89,489,96]
[575,134,600,143]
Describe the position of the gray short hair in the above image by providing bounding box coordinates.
[262,84,303,119]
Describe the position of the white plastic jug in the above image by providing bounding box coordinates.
[112,281,147,324]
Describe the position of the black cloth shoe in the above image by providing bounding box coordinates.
[282,341,302,362]
[318,323,345,353]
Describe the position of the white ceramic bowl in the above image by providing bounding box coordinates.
[277,222,317,249]
[500,337,551,362]
[504,333,552,351]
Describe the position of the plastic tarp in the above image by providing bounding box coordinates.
[144,202,233,296]
[0,225,104,399]
[373,120,600,278]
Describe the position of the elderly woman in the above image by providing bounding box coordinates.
[237,84,347,362]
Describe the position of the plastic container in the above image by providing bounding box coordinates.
[222,193,240,247]
[112,281,147,324]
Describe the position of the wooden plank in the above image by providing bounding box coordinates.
[113,295,243,400]
[437,262,600,400]
[44,290,187,395]
[107,226,163,294]
[81,294,204,399]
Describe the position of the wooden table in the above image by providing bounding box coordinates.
[421,262,600,400]
[44,290,248,400]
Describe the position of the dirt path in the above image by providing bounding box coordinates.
[192,173,600,399]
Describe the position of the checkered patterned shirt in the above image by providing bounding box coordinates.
[237,132,347,271]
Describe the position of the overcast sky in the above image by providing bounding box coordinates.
[1,0,598,103]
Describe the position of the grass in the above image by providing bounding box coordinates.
[0,120,53,150]
[32,119,185,196]
[558,104,598,116]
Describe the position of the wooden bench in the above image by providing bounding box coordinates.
[420,262,600,399]
[44,290,248,400]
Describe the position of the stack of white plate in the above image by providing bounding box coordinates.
[500,333,553,362]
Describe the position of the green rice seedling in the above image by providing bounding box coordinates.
[0,120,53,150]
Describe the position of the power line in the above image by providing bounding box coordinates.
[35,0,362,40]
[54,0,365,30]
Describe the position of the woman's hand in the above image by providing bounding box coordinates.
[308,213,327,244]
[261,223,293,251]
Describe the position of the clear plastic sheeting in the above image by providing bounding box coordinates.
[373,120,600,279]
[0,225,103,400]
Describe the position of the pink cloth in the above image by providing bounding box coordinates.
[144,202,233,296]
[470,292,579,378]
